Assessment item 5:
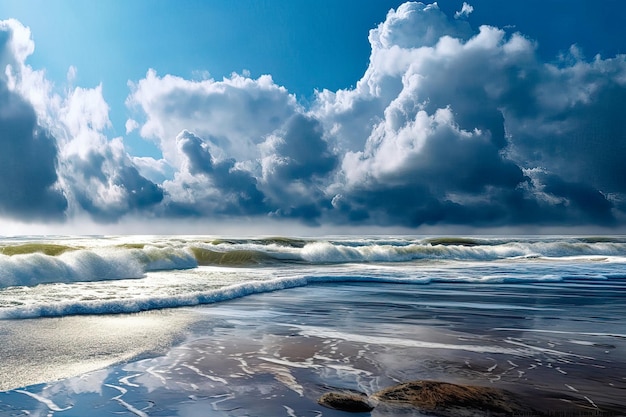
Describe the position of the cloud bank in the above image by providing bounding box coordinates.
[1,2,626,230]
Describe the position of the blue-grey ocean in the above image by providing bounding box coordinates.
[0,235,625,416]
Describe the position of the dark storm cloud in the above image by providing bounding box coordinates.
[178,130,213,175]
[0,20,67,221]
[508,73,626,194]
[535,172,615,225]
[65,149,164,222]
[259,114,338,225]
[262,114,337,183]
[168,130,268,217]
[0,83,67,221]
[117,165,164,210]
[333,177,615,229]
[211,159,268,215]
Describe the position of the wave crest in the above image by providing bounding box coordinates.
[1,236,625,289]
[0,249,145,288]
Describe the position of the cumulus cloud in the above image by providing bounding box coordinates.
[370,2,472,50]
[0,20,67,221]
[259,114,338,223]
[311,2,473,154]
[57,85,164,222]
[126,70,299,167]
[335,106,527,226]
[160,130,267,218]
[314,2,625,227]
[125,118,139,134]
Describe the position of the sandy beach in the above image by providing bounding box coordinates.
[2,281,625,416]
[0,310,198,392]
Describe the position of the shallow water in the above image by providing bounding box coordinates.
[1,281,625,416]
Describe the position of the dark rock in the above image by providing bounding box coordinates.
[318,391,375,412]
[372,380,534,417]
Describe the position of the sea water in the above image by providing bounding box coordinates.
[0,235,625,415]
[2,235,625,319]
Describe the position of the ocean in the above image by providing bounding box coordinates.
[0,235,625,416]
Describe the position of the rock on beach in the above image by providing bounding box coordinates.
[319,380,536,416]
[317,391,375,412]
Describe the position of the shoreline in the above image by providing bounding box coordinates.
[1,282,625,416]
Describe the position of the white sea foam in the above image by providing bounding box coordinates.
[105,384,149,417]
[0,276,308,319]
[292,326,523,355]
[493,328,626,339]
[0,236,625,319]
[15,390,72,412]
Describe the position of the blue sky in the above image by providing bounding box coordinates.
[0,1,625,233]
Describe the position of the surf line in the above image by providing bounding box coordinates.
[104,384,149,417]
[15,390,72,412]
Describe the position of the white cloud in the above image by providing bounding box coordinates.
[125,118,139,134]
[131,156,173,184]
[66,65,77,83]
[455,2,474,19]
[314,2,625,226]
[60,85,110,145]
[126,70,300,168]
[121,1,626,227]
[371,2,471,50]
[0,19,34,68]
[157,130,268,218]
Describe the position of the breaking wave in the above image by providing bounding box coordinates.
[0,245,196,288]
[0,235,625,290]
[297,238,626,263]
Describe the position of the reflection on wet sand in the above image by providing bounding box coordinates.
[1,282,625,416]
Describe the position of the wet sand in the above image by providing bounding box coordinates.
[0,310,197,391]
[1,282,625,416]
